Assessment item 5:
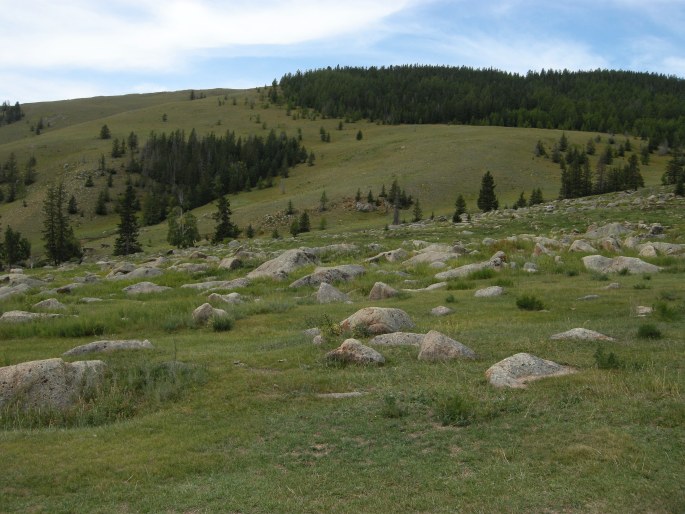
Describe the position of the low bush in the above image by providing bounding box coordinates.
[593,346,623,370]
[516,294,545,311]
[433,394,475,427]
[637,323,662,340]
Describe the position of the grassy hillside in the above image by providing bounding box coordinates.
[0,88,671,260]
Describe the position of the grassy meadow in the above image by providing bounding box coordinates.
[0,89,684,513]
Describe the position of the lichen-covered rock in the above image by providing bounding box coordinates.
[549,328,615,341]
[181,278,251,291]
[366,248,408,263]
[486,353,576,388]
[435,251,506,280]
[582,255,662,274]
[474,286,504,298]
[289,264,365,288]
[325,339,385,365]
[123,282,172,295]
[218,257,242,270]
[247,249,318,280]
[569,239,597,253]
[340,307,415,335]
[430,305,453,316]
[192,303,228,324]
[316,282,349,304]
[418,330,476,361]
[0,358,106,410]
[33,298,67,311]
[368,281,398,300]
[63,339,154,356]
[369,332,425,346]
[0,310,62,323]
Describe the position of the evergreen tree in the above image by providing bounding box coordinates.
[529,188,544,206]
[453,194,467,222]
[42,183,82,264]
[67,194,78,214]
[246,224,255,238]
[513,191,527,209]
[534,140,546,157]
[289,219,300,237]
[100,124,111,139]
[95,189,108,215]
[24,156,37,185]
[662,150,684,185]
[212,195,239,243]
[319,190,328,211]
[675,173,684,197]
[477,171,499,212]
[113,184,142,255]
[298,211,310,233]
[412,198,422,222]
[355,188,362,202]
[0,225,31,268]
[356,130,363,140]
[558,132,569,152]
[85,174,94,187]
[367,190,374,204]
[286,199,295,215]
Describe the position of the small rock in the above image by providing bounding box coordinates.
[474,286,504,298]
[368,332,425,346]
[63,339,154,356]
[368,281,398,300]
[123,282,172,295]
[486,353,576,388]
[33,298,67,311]
[316,282,350,304]
[218,257,242,270]
[577,294,600,301]
[550,328,615,341]
[418,330,476,361]
[430,305,453,316]
[325,339,385,365]
[635,306,653,317]
[523,262,538,273]
[192,303,228,324]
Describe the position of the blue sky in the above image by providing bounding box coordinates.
[2,0,684,103]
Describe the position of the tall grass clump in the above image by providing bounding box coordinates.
[637,323,662,340]
[433,394,476,426]
[516,294,545,311]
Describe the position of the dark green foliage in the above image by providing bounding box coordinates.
[212,316,234,332]
[289,219,300,237]
[534,140,546,157]
[675,174,684,196]
[24,156,37,185]
[319,190,328,211]
[513,191,527,209]
[381,395,408,419]
[67,194,78,214]
[0,225,31,267]
[356,130,363,140]
[286,199,295,215]
[212,195,240,243]
[412,198,422,222]
[434,394,474,427]
[453,194,467,222]
[559,147,592,198]
[662,149,684,185]
[298,211,310,233]
[586,138,596,155]
[42,183,82,264]
[113,184,142,255]
[355,188,362,202]
[516,294,545,311]
[445,294,456,303]
[245,224,255,238]
[167,209,199,248]
[279,66,685,145]
[99,124,111,139]
[0,101,24,126]
[85,174,94,187]
[529,187,544,206]
[558,132,569,152]
[138,129,307,209]
[95,189,108,215]
[594,346,623,370]
[637,324,662,340]
[477,171,498,212]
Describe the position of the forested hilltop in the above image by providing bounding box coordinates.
[279,66,685,147]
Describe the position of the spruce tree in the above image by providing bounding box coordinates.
[453,194,466,222]
[412,198,422,222]
[95,189,108,215]
[514,191,527,209]
[246,224,255,238]
[319,190,328,211]
[298,211,310,233]
[1,225,31,267]
[167,209,200,248]
[113,184,142,255]
[212,195,239,243]
[42,183,82,265]
[477,171,499,212]
[67,194,78,214]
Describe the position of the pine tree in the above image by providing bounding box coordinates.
[246,224,255,238]
[675,173,684,197]
[477,171,499,212]
[42,183,82,264]
[1,225,31,267]
[100,124,111,139]
[355,188,362,202]
[298,211,310,233]
[529,188,544,206]
[212,195,239,243]
[113,184,142,255]
[319,190,328,211]
[453,194,467,222]
[95,189,108,215]
[356,130,363,140]
[412,198,422,222]
[67,194,78,214]
[289,219,300,237]
[286,199,295,215]
[513,191,527,209]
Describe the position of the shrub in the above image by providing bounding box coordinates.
[445,293,456,303]
[381,394,408,419]
[467,268,496,280]
[654,301,682,321]
[637,323,662,340]
[593,346,623,370]
[434,394,475,427]
[212,315,234,332]
[516,294,545,311]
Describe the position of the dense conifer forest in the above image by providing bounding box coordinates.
[279,66,685,147]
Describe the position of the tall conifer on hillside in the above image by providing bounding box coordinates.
[212,195,239,243]
[42,183,82,264]
[477,171,499,212]
[113,184,142,255]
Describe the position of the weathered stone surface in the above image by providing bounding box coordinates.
[33,298,67,311]
[430,305,454,316]
[192,303,228,324]
[0,283,32,301]
[207,292,244,304]
[0,310,62,323]
[366,248,408,263]
[106,262,137,279]
[246,249,318,280]
[435,251,506,280]
[289,264,365,288]
[368,281,398,300]
[368,332,425,346]
[325,339,385,365]
[123,282,172,295]
[0,358,106,410]
[550,328,615,341]
[0,273,45,288]
[181,278,250,291]
[340,307,415,335]
[63,339,154,356]
[80,297,103,303]
[168,263,209,273]
[569,239,597,253]
[638,244,658,258]
[474,286,504,298]
[582,255,662,274]
[636,306,653,317]
[109,266,163,281]
[486,353,576,388]
[308,243,359,256]
[316,282,349,304]
[585,222,632,240]
[523,262,538,273]
[600,237,622,253]
[403,251,458,266]
[402,282,448,292]
[218,257,242,270]
[53,283,83,294]
[418,330,476,361]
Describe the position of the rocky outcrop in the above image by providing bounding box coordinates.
[368,332,425,346]
[435,251,506,280]
[0,358,106,410]
[485,353,576,388]
[316,282,350,304]
[340,307,415,335]
[582,255,662,274]
[368,282,398,300]
[549,328,615,341]
[123,282,172,295]
[246,249,318,280]
[366,248,408,263]
[569,239,597,253]
[417,330,476,361]
[63,339,154,356]
[0,310,62,323]
[289,264,365,288]
[192,303,228,324]
[218,257,243,270]
[325,339,385,365]
[181,278,251,291]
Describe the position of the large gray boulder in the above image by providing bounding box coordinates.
[435,251,506,280]
[316,282,350,304]
[340,307,415,335]
[474,286,504,298]
[123,282,172,295]
[402,251,459,267]
[582,255,662,274]
[33,298,67,311]
[289,264,365,288]
[247,248,318,280]
[218,257,243,270]
[368,332,425,346]
[0,310,62,323]
[325,339,385,365]
[569,239,597,253]
[64,339,154,356]
[0,358,106,410]
[550,328,615,341]
[418,330,476,361]
[365,248,408,263]
[192,303,228,324]
[368,281,398,300]
[0,283,32,301]
[485,353,576,388]
[585,222,632,240]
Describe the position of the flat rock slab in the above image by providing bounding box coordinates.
[550,328,615,341]
[0,358,106,410]
[403,282,448,293]
[33,298,67,310]
[569,239,598,253]
[435,251,506,280]
[0,310,63,323]
[123,282,172,295]
[418,330,476,361]
[474,286,504,298]
[246,248,318,280]
[582,255,662,274]
[181,278,251,291]
[315,391,366,399]
[366,248,408,263]
[430,305,454,316]
[486,353,577,388]
[369,332,425,346]
[340,307,415,335]
[326,339,385,365]
[289,264,365,288]
[108,266,163,281]
[64,339,154,356]
[207,292,244,304]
